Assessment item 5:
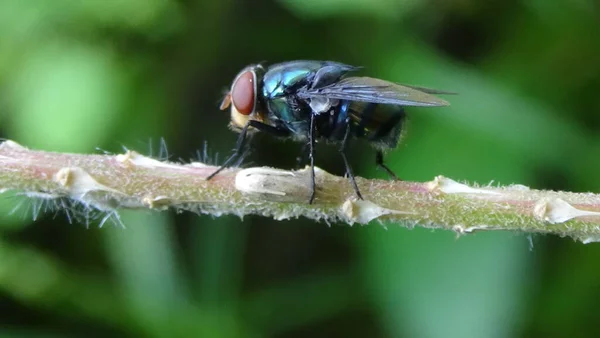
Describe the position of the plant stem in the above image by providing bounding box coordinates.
[1,140,599,243]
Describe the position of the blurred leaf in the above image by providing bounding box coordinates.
[191,216,247,304]
[567,140,600,192]
[0,239,132,330]
[0,192,31,231]
[386,115,534,184]
[363,229,531,338]
[244,267,362,335]
[530,241,600,337]
[483,3,600,102]
[102,211,251,337]
[376,41,589,173]
[7,41,128,152]
[0,0,181,37]
[72,0,181,32]
[103,211,188,322]
[278,0,423,20]
[0,330,70,338]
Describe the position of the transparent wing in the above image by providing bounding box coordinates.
[297,76,452,107]
[401,84,457,96]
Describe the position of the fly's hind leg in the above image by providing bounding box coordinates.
[296,142,310,169]
[339,121,363,200]
[375,151,400,180]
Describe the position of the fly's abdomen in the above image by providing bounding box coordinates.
[342,101,406,149]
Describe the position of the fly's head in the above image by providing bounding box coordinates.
[220,64,267,132]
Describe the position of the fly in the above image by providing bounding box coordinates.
[207,60,452,204]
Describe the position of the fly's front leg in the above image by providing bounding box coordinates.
[206,120,290,180]
[206,122,252,180]
[308,113,317,204]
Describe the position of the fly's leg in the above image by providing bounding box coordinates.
[375,151,400,180]
[296,142,310,169]
[308,113,317,204]
[340,121,363,200]
[206,123,251,180]
[207,120,290,180]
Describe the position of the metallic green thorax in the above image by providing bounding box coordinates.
[261,61,352,135]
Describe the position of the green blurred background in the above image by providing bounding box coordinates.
[1,0,600,337]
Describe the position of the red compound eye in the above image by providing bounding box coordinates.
[231,71,255,115]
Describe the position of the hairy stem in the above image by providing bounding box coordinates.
[0,140,599,243]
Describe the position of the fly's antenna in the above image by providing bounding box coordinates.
[219,89,232,110]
